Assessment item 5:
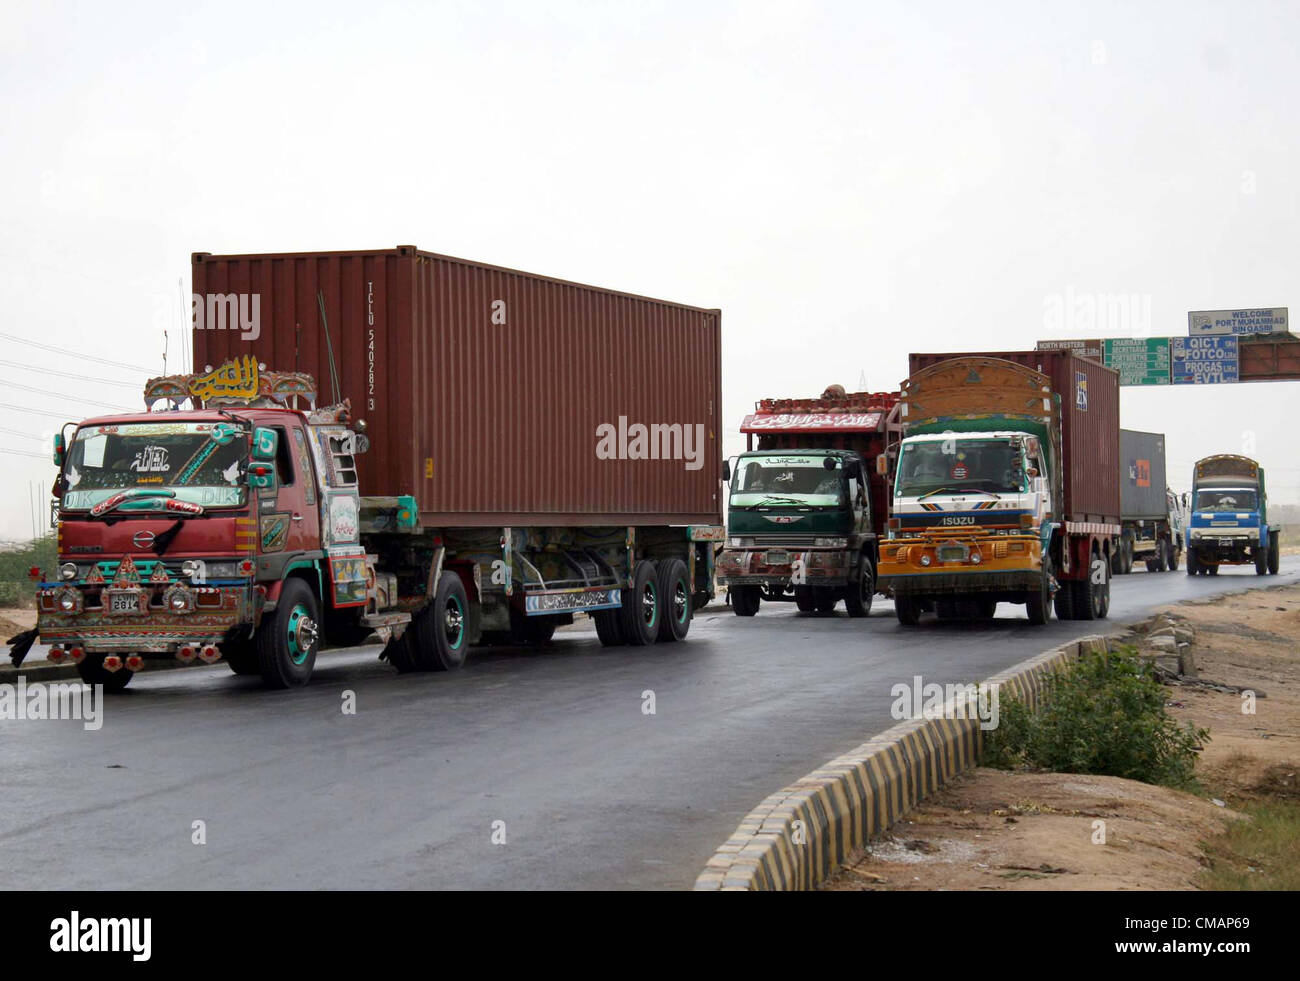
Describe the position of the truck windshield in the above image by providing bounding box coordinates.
[62,421,248,511]
[730,455,847,507]
[1195,489,1257,512]
[896,439,1024,497]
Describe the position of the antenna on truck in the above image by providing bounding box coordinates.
[317,290,342,406]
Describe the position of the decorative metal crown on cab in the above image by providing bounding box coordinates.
[144,357,319,410]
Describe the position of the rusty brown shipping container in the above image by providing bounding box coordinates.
[192,246,722,527]
[908,350,1120,524]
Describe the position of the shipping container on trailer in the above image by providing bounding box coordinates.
[29,247,725,693]
[1114,429,1183,575]
[192,245,722,526]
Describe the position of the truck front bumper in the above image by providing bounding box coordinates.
[877,536,1043,596]
[716,548,852,587]
[36,581,256,656]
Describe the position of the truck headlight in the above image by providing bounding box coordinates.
[919,554,932,567]
[59,562,78,580]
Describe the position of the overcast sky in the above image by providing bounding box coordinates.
[1,0,1297,540]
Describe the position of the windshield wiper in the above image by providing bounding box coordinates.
[752,495,806,506]
[917,486,1002,500]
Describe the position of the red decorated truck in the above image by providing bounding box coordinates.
[29,246,724,689]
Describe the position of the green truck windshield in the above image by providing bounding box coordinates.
[730,455,847,507]
[897,439,1024,497]
[62,421,248,510]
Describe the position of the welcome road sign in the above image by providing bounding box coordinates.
[1188,308,1288,337]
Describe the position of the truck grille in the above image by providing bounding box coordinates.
[748,536,819,548]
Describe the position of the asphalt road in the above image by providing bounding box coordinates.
[3,558,1297,890]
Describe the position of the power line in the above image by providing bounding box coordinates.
[0,359,142,388]
[0,427,46,441]
[0,331,156,373]
[0,448,49,460]
[0,379,127,410]
[0,402,129,420]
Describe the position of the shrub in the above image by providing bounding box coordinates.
[983,647,1209,789]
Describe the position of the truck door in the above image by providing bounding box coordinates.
[261,423,321,556]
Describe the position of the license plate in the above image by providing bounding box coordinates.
[108,592,139,614]
[937,546,967,562]
[765,550,789,565]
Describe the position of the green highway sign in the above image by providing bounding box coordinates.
[1104,337,1170,385]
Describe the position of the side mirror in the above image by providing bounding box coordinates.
[823,456,838,471]
[53,433,66,467]
[843,460,861,479]
[721,459,731,482]
[1026,467,1039,478]
[247,461,277,491]
[251,427,278,462]
[876,453,889,477]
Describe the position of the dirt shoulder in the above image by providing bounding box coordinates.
[825,583,1300,891]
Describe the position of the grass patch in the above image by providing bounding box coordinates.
[983,646,1209,789]
[1200,800,1300,890]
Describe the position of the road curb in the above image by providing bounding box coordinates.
[693,632,1117,891]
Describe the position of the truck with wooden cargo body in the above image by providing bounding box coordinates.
[1186,454,1280,576]
[716,388,899,617]
[1115,428,1185,574]
[876,352,1121,625]
[32,246,724,689]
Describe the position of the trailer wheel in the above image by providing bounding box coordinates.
[1026,558,1052,625]
[255,578,320,688]
[731,585,761,617]
[1208,564,1219,576]
[594,609,626,646]
[1075,552,1109,620]
[406,572,470,671]
[655,558,692,642]
[621,560,660,645]
[844,555,874,618]
[1268,534,1280,575]
[76,653,134,692]
[1168,540,1180,571]
[794,587,817,613]
[894,595,922,625]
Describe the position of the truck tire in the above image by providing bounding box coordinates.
[1053,577,1075,620]
[655,558,692,642]
[815,595,838,613]
[1026,558,1052,625]
[621,560,660,645]
[255,578,320,688]
[1268,534,1280,575]
[76,653,134,693]
[1255,545,1269,575]
[1208,564,1219,576]
[1075,552,1109,620]
[1167,540,1180,571]
[844,555,875,618]
[894,595,922,625]
[407,571,470,671]
[794,587,817,613]
[594,609,625,646]
[731,585,761,617]
[1187,547,1200,576]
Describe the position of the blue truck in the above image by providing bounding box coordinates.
[1186,454,1280,576]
